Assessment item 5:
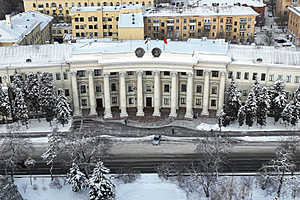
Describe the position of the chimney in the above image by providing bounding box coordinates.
[5,15,12,29]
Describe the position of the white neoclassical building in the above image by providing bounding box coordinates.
[0,39,300,119]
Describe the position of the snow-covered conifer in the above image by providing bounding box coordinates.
[243,91,257,127]
[0,85,11,122]
[56,89,71,126]
[14,88,29,127]
[268,80,288,123]
[256,86,270,127]
[222,80,241,126]
[66,162,89,192]
[89,161,115,200]
[238,106,246,126]
[25,73,40,116]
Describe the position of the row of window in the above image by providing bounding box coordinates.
[6,72,68,83]
[79,82,218,95]
[33,1,151,8]
[149,24,251,31]
[80,96,217,107]
[228,71,300,83]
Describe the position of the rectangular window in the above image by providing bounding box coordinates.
[80,85,86,94]
[164,98,169,105]
[181,84,187,92]
[242,90,248,96]
[128,84,133,92]
[236,72,241,79]
[211,99,216,107]
[252,72,257,80]
[112,97,117,104]
[261,73,266,81]
[129,97,134,105]
[181,72,187,76]
[180,97,186,105]
[80,17,84,22]
[244,72,249,80]
[127,71,134,76]
[164,84,170,93]
[228,71,233,79]
[196,98,201,105]
[111,83,117,91]
[110,72,117,76]
[77,70,85,77]
[278,75,283,80]
[81,99,87,106]
[212,71,219,78]
[96,85,101,93]
[94,69,101,76]
[146,71,152,76]
[196,85,202,93]
[64,72,68,80]
[164,71,170,76]
[295,76,300,83]
[269,74,274,81]
[56,72,61,80]
[286,75,291,83]
[211,86,217,95]
[196,70,203,76]
[64,89,70,96]
[145,84,152,92]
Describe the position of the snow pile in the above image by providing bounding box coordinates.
[197,123,219,131]
[0,118,72,133]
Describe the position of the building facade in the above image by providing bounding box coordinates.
[0,11,53,46]
[143,6,258,43]
[71,4,144,39]
[276,0,299,16]
[0,39,300,119]
[288,6,300,46]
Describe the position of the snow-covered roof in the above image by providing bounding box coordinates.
[0,11,53,43]
[0,44,72,67]
[71,4,142,12]
[288,6,300,17]
[186,0,265,8]
[118,12,144,28]
[1,39,300,68]
[228,45,300,66]
[143,6,259,17]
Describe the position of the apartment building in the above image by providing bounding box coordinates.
[0,11,53,46]
[143,6,258,43]
[276,0,299,16]
[71,4,144,39]
[23,0,154,23]
[288,6,300,46]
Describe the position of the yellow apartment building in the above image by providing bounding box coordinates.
[143,6,258,43]
[288,6,300,46]
[23,0,154,23]
[0,11,53,46]
[276,0,300,16]
[71,4,144,39]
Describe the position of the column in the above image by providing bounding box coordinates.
[119,71,128,118]
[103,72,112,119]
[153,71,161,117]
[217,71,226,114]
[71,70,81,116]
[169,71,178,118]
[88,70,97,116]
[136,71,144,116]
[185,72,194,119]
[201,70,210,116]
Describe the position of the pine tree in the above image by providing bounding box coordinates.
[256,86,270,127]
[281,101,298,126]
[0,85,11,122]
[238,106,246,126]
[14,88,29,127]
[41,129,63,180]
[25,73,40,117]
[56,89,72,126]
[89,161,115,200]
[39,72,57,124]
[268,80,288,123]
[222,80,241,126]
[66,162,89,192]
[243,91,257,127]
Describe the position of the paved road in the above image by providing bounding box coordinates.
[1,138,299,175]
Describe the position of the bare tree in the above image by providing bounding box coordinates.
[259,139,297,200]
[0,129,33,183]
[193,131,233,199]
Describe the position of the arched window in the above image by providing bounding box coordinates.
[33,3,36,7]
[110,2,113,6]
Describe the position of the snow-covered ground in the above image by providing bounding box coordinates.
[0,118,71,133]
[15,174,299,200]
[197,118,300,132]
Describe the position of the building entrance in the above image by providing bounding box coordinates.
[146,97,152,107]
